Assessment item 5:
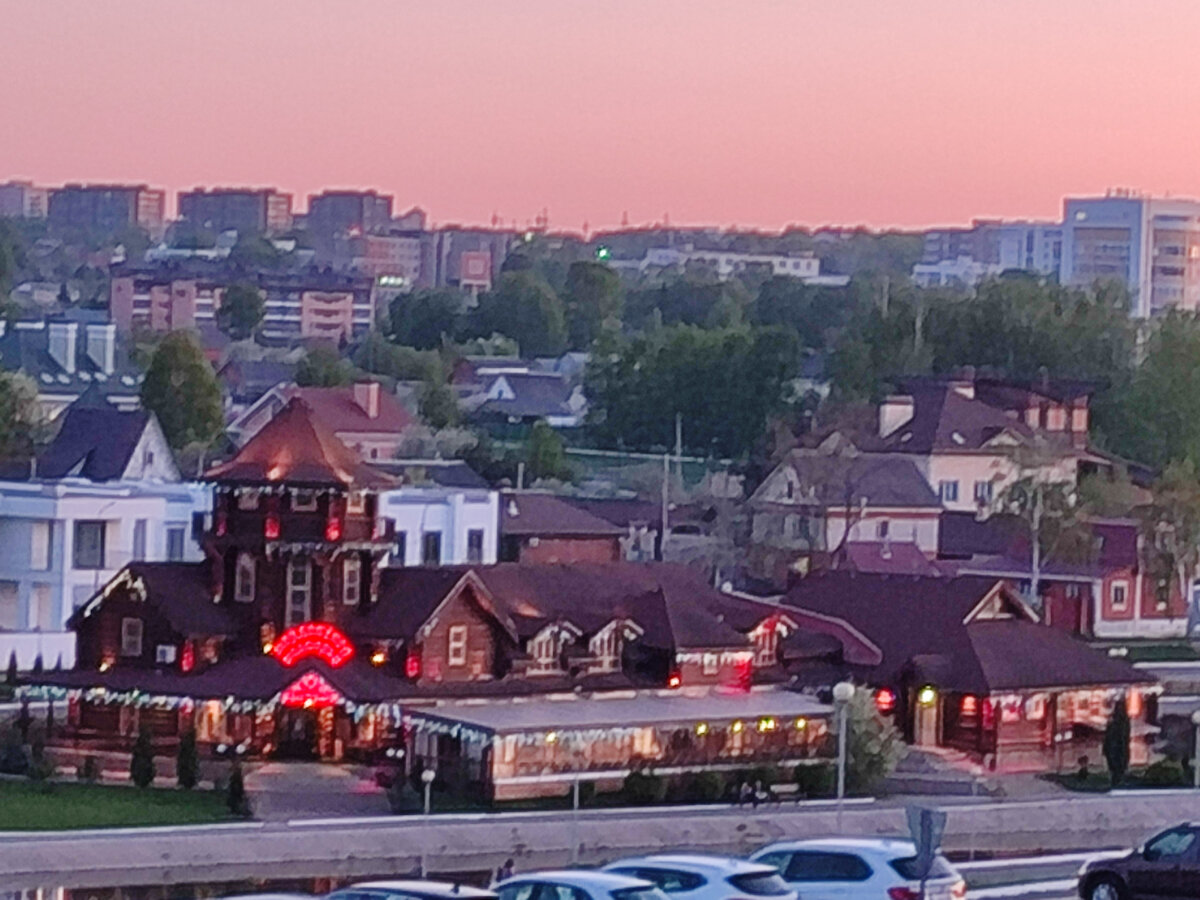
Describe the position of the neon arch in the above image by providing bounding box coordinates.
[271,622,355,668]
[279,671,343,708]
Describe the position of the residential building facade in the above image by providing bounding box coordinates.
[306,190,394,236]
[47,183,166,237]
[178,187,294,235]
[0,180,49,219]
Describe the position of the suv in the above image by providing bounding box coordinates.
[603,854,797,900]
[495,871,670,900]
[326,882,499,900]
[1078,823,1200,900]
[751,838,966,900]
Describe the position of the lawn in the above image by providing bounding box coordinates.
[0,780,236,830]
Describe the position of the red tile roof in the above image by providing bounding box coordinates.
[500,492,626,537]
[205,397,397,488]
[282,384,414,435]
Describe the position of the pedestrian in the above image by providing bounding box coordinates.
[752,779,764,808]
[496,858,515,882]
[738,780,754,806]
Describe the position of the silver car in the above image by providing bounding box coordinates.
[603,854,797,900]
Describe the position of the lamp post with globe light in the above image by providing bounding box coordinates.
[833,681,855,831]
[421,766,436,816]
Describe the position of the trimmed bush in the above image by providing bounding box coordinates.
[227,762,249,816]
[1141,758,1186,787]
[130,727,156,788]
[177,730,199,790]
[622,769,667,805]
[0,727,28,775]
[795,762,837,798]
[387,778,422,814]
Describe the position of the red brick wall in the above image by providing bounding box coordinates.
[517,537,620,565]
[418,585,497,683]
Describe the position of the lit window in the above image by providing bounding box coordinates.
[121,617,143,657]
[227,552,254,603]
[447,624,468,667]
[347,491,366,514]
[702,653,719,676]
[343,555,361,605]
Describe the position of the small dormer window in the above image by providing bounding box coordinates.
[237,488,261,511]
[347,491,367,514]
[293,489,317,512]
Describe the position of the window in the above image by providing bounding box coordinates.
[784,852,873,883]
[447,624,468,667]
[234,553,256,603]
[237,489,261,511]
[702,652,719,676]
[343,555,361,605]
[286,557,312,627]
[73,520,106,569]
[292,489,317,512]
[876,520,889,540]
[394,530,407,566]
[347,491,366,514]
[155,644,177,665]
[610,868,706,893]
[727,873,792,896]
[422,531,442,566]
[132,519,147,560]
[890,855,957,880]
[120,617,143,657]
[1144,828,1197,861]
[30,521,51,571]
[166,527,186,561]
[0,581,17,630]
[1111,581,1129,610]
[31,584,52,631]
[973,480,993,505]
[467,529,485,564]
[938,481,959,504]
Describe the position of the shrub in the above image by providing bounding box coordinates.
[0,727,28,775]
[795,762,837,798]
[177,730,199,790]
[622,769,667,806]
[1103,697,1131,787]
[130,726,156,788]
[1141,758,1186,787]
[677,770,724,803]
[78,755,100,783]
[227,762,249,816]
[577,780,597,807]
[843,691,906,793]
[387,778,422,814]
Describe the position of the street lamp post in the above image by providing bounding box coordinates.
[420,767,437,877]
[833,681,855,832]
[1192,711,1200,789]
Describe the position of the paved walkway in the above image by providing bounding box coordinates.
[243,761,388,821]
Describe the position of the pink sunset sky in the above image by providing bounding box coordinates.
[2,0,1197,232]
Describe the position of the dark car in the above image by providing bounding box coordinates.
[1078,823,1200,900]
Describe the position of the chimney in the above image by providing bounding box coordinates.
[47,321,77,375]
[353,380,380,419]
[85,322,116,375]
[879,395,914,438]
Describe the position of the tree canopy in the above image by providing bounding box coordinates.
[296,345,357,387]
[388,289,465,350]
[140,331,224,450]
[216,282,265,340]
[470,271,568,357]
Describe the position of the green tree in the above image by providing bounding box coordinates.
[177,729,199,790]
[750,276,854,350]
[843,690,906,794]
[129,726,156,788]
[139,331,224,450]
[624,276,750,331]
[564,260,623,348]
[0,372,44,459]
[1103,694,1131,787]
[228,234,282,269]
[419,375,460,430]
[353,331,443,382]
[526,419,570,482]
[1139,459,1200,611]
[295,345,356,387]
[215,282,265,340]
[471,272,567,357]
[388,290,465,350]
[227,760,249,816]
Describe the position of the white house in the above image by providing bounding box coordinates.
[0,479,208,669]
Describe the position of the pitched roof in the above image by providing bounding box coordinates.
[562,497,662,529]
[0,318,142,401]
[372,458,489,489]
[843,541,944,576]
[880,383,1039,454]
[72,562,237,637]
[781,570,1150,694]
[37,403,161,481]
[281,384,415,435]
[753,450,941,509]
[204,397,397,488]
[470,371,579,420]
[500,492,626,537]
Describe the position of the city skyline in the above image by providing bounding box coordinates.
[6,1,1200,231]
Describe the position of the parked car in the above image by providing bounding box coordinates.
[219,895,313,899]
[1077,823,1200,900]
[326,882,498,900]
[602,854,796,900]
[751,838,966,900]
[495,871,670,900]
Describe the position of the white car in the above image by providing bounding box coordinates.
[326,882,498,900]
[603,854,797,900]
[751,838,967,900]
[495,870,670,900]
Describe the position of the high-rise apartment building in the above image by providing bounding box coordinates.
[919,219,1061,281]
[47,184,166,237]
[306,189,393,236]
[0,181,49,218]
[1061,192,1200,317]
[178,187,293,234]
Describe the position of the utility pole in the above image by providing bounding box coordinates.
[675,412,683,492]
[660,453,670,562]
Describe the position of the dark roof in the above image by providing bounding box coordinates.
[471,371,578,420]
[205,397,397,489]
[938,511,1021,558]
[0,319,141,400]
[781,570,1149,694]
[843,542,944,576]
[500,492,626,537]
[217,359,296,404]
[37,403,154,481]
[880,383,1037,454]
[756,451,941,509]
[562,497,662,529]
[371,459,489,489]
[283,384,415,435]
[939,513,1139,576]
[352,563,751,652]
[70,562,237,637]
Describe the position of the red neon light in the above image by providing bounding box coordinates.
[325,517,342,542]
[180,641,195,673]
[271,622,355,668]
[874,688,897,714]
[405,648,421,679]
[982,698,995,729]
[264,514,280,540]
[280,671,343,708]
[961,694,978,716]
[667,669,682,689]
